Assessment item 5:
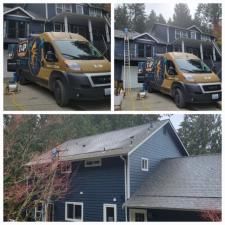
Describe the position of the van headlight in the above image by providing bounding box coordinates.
[185,75,195,82]
[66,62,81,71]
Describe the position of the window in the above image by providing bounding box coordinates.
[201,35,211,41]
[35,201,44,221]
[141,158,149,171]
[103,204,117,221]
[54,23,62,32]
[61,161,72,174]
[56,4,63,14]
[181,31,188,38]
[65,202,83,221]
[64,4,72,13]
[56,4,72,14]
[76,5,84,15]
[138,43,145,58]
[84,158,102,167]
[89,8,102,17]
[146,45,152,57]
[190,31,197,39]
[175,29,181,39]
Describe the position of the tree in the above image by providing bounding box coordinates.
[145,10,158,32]
[128,4,146,33]
[158,14,166,24]
[178,115,221,155]
[172,3,192,27]
[115,4,130,30]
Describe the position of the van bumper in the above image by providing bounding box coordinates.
[183,83,221,103]
[67,73,111,101]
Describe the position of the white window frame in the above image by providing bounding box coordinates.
[89,8,102,17]
[103,204,117,222]
[56,4,63,14]
[65,202,83,221]
[54,23,62,32]
[84,158,102,167]
[181,31,188,39]
[35,201,44,221]
[63,4,72,13]
[141,158,149,172]
[190,30,197,40]
[76,4,84,15]
[175,29,181,39]
[201,34,210,41]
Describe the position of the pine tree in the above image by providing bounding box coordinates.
[178,115,221,155]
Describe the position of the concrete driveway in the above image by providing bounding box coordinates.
[119,91,221,111]
[4,81,110,111]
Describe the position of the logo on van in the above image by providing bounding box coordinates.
[93,64,103,68]
[29,38,43,76]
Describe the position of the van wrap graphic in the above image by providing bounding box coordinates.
[28,38,43,76]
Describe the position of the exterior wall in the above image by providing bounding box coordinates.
[54,156,126,221]
[30,21,45,34]
[25,4,46,19]
[47,4,56,19]
[152,24,167,42]
[129,124,185,195]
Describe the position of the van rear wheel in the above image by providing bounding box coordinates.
[174,88,186,108]
[19,74,29,85]
[54,80,69,107]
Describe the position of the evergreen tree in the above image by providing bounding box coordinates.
[158,13,166,24]
[172,3,192,27]
[145,10,158,32]
[128,4,146,33]
[114,4,130,30]
[178,115,221,155]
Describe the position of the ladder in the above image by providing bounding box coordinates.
[123,33,131,94]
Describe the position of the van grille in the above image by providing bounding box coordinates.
[202,84,221,92]
[91,75,111,85]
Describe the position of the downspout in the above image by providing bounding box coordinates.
[120,155,128,221]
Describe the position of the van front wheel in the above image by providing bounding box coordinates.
[174,88,186,108]
[54,80,69,107]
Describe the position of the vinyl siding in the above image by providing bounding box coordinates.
[25,4,46,18]
[129,124,185,195]
[54,156,126,221]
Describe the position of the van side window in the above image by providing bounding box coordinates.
[43,42,57,62]
[166,60,176,75]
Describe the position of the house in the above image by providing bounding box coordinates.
[26,119,221,221]
[3,3,111,75]
[115,23,221,89]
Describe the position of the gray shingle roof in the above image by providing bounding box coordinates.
[124,154,221,211]
[114,29,141,39]
[27,120,170,165]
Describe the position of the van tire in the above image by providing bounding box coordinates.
[54,80,69,107]
[174,88,186,108]
[148,85,154,93]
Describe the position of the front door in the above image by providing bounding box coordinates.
[103,204,117,221]
[130,209,147,221]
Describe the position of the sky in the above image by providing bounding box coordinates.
[116,3,199,22]
[160,114,184,130]
[145,3,199,21]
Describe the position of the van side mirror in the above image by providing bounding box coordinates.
[46,51,57,62]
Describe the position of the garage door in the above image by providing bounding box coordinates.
[122,66,142,89]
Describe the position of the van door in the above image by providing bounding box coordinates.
[161,58,177,93]
[38,41,60,83]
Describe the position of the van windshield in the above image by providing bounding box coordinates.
[55,40,104,60]
[175,58,211,73]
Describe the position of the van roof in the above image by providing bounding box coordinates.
[43,32,88,42]
[166,52,199,60]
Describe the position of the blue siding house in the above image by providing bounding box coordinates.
[115,23,221,88]
[27,119,221,221]
[4,4,110,54]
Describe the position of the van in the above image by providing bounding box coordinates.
[7,32,111,106]
[138,52,221,108]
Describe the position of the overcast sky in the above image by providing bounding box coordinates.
[116,3,199,22]
[160,114,184,130]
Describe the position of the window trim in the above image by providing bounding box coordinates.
[76,4,84,15]
[65,202,83,222]
[89,7,103,17]
[190,30,197,40]
[55,4,63,14]
[175,29,181,39]
[54,23,62,32]
[103,203,117,222]
[141,157,149,172]
[84,158,102,167]
[35,201,44,221]
[60,161,72,174]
